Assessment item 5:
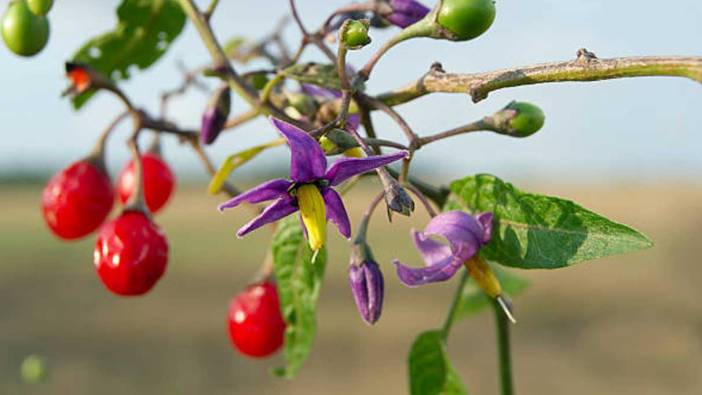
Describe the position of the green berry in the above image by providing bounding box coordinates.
[506,101,545,137]
[2,0,49,57]
[342,20,371,49]
[20,354,47,384]
[27,0,53,16]
[437,0,496,41]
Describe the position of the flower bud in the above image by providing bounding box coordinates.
[437,0,496,41]
[200,85,231,145]
[385,0,430,28]
[341,19,371,49]
[349,257,385,325]
[489,101,545,138]
[379,171,415,216]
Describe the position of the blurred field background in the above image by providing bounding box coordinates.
[2,180,702,395]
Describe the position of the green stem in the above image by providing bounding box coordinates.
[493,300,514,395]
[441,271,468,340]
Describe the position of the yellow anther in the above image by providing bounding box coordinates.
[464,256,502,299]
[343,147,365,158]
[296,184,327,252]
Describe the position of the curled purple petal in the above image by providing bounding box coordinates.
[386,0,430,28]
[321,187,351,239]
[270,117,327,183]
[423,211,487,262]
[349,261,384,324]
[475,212,494,244]
[218,178,292,212]
[324,150,409,186]
[236,196,298,237]
[393,257,462,287]
[412,230,452,267]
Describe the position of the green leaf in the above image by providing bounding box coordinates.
[408,330,468,395]
[271,216,327,379]
[282,62,365,92]
[446,174,653,269]
[454,266,529,320]
[70,0,186,109]
[207,139,285,195]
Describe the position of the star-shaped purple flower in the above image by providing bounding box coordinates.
[394,210,493,286]
[219,117,409,247]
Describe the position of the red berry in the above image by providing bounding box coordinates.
[116,153,175,214]
[94,211,169,296]
[42,160,114,240]
[228,281,286,358]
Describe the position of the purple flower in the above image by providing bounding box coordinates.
[201,86,231,145]
[385,0,430,28]
[349,260,384,325]
[219,117,408,251]
[394,211,493,286]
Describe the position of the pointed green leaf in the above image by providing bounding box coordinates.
[271,216,327,379]
[446,174,652,269]
[408,330,468,395]
[282,62,365,92]
[70,0,186,109]
[207,139,285,195]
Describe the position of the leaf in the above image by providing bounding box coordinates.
[70,0,186,109]
[408,330,468,395]
[454,266,529,320]
[446,174,653,269]
[282,63,365,92]
[207,139,285,195]
[271,216,327,379]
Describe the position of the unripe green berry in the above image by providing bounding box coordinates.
[341,20,371,49]
[437,0,496,41]
[505,101,545,137]
[1,0,50,57]
[20,355,47,384]
[27,0,53,16]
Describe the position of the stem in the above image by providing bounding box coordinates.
[358,20,433,80]
[493,300,515,395]
[377,54,702,106]
[86,111,130,170]
[124,114,149,215]
[417,119,491,147]
[441,271,468,340]
[224,108,260,130]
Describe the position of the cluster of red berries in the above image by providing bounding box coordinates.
[41,151,285,357]
[41,152,174,295]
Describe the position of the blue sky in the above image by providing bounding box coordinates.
[1,0,701,182]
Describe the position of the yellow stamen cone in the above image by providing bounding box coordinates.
[464,256,502,299]
[297,184,327,252]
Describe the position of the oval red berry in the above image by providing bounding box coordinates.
[94,211,169,296]
[42,160,114,240]
[116,153,175,214]
[228,282,286,358]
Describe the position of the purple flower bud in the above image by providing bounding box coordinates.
[386,0,430,28]
[349,260,385,325]
[200,85,231,145]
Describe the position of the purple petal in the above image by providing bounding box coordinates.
[345,114,360,132]
[236,196,298,237]
[324,150,409,186]
[270,117,327,183]
[301,83,342,99]
[412,230,452,267]
[475,212,494,244]
[423,211,485,262]
[322,187,351,239]
[387,0,430,28]
[393,257,462,287]
[218,178,292,211]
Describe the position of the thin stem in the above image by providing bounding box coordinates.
[377,53,702,106]
[353,191,386,244]
[441,271,469,340]
[224,108,260,130]
[203,0,220,20]
[189,139,240,197]
[417,119,491,147]
[86,110,130,170]
[124,114,149,215]
[404,184,437,217]
[361,94,418,143]
[493,300,515,395]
